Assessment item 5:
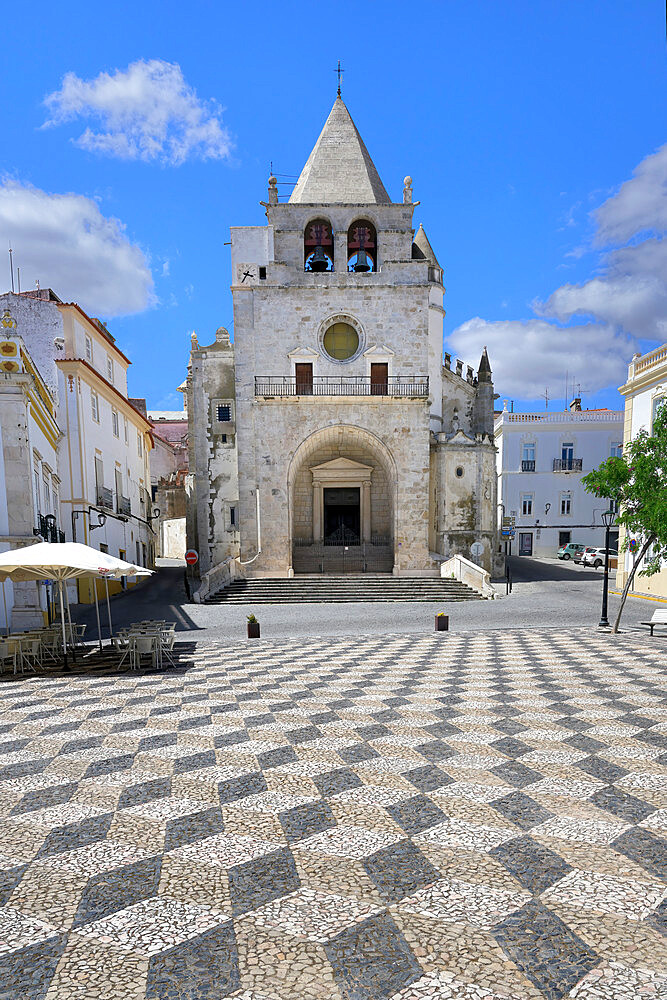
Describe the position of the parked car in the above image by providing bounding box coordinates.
[574,546,597,565]
[557,543,585,560]
[582,547,618,569]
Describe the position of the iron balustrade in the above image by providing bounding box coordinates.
[553,458,583,472]
[255,376,429,398]
[96,486,114,510]
[521,460,536,472]
[117,496,131,516]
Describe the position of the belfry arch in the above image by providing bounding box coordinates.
[288,424,397,573]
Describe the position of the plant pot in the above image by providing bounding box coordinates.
[247,622,260,639]
[435,615,449,632]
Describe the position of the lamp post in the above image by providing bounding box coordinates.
[599,509,615,628]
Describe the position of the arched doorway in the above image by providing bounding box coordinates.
[288,425,396,573]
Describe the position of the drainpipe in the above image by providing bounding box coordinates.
[237,487,261,566]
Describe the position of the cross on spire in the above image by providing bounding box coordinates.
[335,60,344,97]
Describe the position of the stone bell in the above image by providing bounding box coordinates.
[353,249,372,273]
[309,245,329,272]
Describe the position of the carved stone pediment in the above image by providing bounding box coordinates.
[288,346,320,360]
[310,457,374,484]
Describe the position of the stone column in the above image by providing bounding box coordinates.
[312,481,323,542]
[362,480,372,542]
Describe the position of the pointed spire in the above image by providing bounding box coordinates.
[478,346,492,383]
[411,223,440,267]
[289,97,391,205]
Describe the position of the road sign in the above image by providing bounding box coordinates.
[185,549,199,566]
[629,538,638,553]
[471,541,484,560]
[501,528,515,538]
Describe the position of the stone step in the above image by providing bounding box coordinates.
[206,577,483,604]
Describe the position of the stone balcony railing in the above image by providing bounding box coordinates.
[254,376,429,398]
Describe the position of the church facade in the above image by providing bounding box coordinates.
[186,97,500,590]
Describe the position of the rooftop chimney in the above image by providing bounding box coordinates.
[569,397,582,412]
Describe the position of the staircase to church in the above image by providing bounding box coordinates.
[205,576,484,604]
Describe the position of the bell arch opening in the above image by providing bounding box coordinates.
[288,425,396,573]
[304,218,334,272]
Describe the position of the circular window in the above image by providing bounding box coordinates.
[323,322,359,361]
[455,467,464,478]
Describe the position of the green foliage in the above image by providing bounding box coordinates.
[246,614,258,623]
[582,402,667,578]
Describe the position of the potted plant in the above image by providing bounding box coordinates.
[247,614,260,639]
[435,612,449,632]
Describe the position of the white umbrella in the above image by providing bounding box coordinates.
[0,542,152,668]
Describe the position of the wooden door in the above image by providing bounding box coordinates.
[370,363,388,395]
[295,363,313,395]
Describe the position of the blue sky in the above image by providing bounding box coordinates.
[1,0,665,412]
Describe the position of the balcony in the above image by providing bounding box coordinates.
[255,375,429,398]
[117,496,131,516]
[521,460,535,472]
[96,486,114,510]
[553,458,583,472]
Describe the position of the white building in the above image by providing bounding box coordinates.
[616,344,667,599]
[0,308,61,629]
[148,396,188,559]
[495,401,624,558]
[187,96,500,593]
[0,289,156,605]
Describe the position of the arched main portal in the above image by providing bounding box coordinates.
[288,425,397,574]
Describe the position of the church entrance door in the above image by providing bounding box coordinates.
[323,487,360,544]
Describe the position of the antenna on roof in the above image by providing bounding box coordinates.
[335,60,344,97]
[16,267,20,295]
[8,245,14,293]
[541,387,550,411]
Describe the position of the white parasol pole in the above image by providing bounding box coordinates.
[64,583,76,660]
[93,579,103,653]
[58,581,69,671]
[104,576,113,640]
[2,580,9,636]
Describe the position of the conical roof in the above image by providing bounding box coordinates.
[289,97,391,205]
[478,346,492,383]
[412,224,441,267]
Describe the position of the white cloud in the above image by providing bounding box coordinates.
[595,144,667,244]
[0,180,154,316]
[449,145,667,400]
[536,238,667,340]
[43,59,232,166]
[448,318,635,400]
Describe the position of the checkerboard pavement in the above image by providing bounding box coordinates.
[0,627,666,999]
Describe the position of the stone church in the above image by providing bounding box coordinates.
[186,96,499,591]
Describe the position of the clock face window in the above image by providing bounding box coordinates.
[323,322,359,361]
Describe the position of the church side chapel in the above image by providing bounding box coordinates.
[186,92,500,590]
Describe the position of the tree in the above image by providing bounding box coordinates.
[582,402,667,632]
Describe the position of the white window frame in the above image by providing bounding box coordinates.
[91,389,99,423]
[521,493,533,516]
[85,335,93,362]
[124,417,129,444]
[106,355,114,383]
[560,491,572,516]
[522,442,536,462]
[610,442,623,458]
[34,469,41,516]
[112,408,119,438]
[137,431,143,457]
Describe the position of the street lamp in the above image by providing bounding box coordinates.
[599,509,615,628]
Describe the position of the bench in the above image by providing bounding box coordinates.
[641,608,667,636]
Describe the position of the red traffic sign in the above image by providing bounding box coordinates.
[184,549,199,566]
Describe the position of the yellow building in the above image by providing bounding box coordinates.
[616,344,667,600]
[0,289,155,604]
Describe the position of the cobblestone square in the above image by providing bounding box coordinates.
[0,627,666,999]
